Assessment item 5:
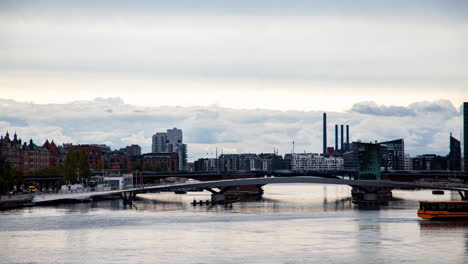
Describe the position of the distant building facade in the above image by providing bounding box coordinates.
[412,154,448,171]
[119,145,141,156]
[42,140,63,167]
[22,139,50,173]
[343,142,381,180]
[152,133,167,153]
[380,139,405,171]
[0,132,23,169]
[291,153,343,171]
[143,153,179,172]
[151,128,187,171]
[65,145,103,170]
[448,134,461,171]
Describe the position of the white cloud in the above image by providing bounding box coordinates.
[0,97,462,160]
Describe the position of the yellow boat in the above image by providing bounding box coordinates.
[418,201,468,219]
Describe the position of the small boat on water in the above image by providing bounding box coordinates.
[418,201,468,220]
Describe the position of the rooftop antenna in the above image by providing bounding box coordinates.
[292,141,295,154]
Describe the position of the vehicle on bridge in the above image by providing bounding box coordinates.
[418,201,468,219]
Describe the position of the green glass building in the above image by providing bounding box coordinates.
[464,102,468,172]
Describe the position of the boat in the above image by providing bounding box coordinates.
[418,201,468,220]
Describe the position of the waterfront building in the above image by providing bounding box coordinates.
[343,142,381,180]
[118,144,141,156]
[291,153,343,171]
[42,140,63,167]
[109,154,133,172]
[412,154,448,171]
[22,139,50,173]
[380,139,405,171]
[0,132,23,169]
[151,128,187,171]
[218,154,240,172]
[194,158,218,172]
[65,145,103,170]
[448,134,461,171]
[152,132,167,153]
[404,154,412,171]
[143,153,179,172]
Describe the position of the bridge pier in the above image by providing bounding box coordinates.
[351,186,393,204]
[204,187,233,203]
[120,191,137,206]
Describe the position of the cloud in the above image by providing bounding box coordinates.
[351,99,459,117]
[0,97,461,160]
[351,101,415,116]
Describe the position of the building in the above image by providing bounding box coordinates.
[119,145,141,156]
[380,139,405,171]
[0,132,23,169]
[412,154,448,171]
[291,153,343,171]
[219,154,240,172]
[143,153,179,172]
[194,158,218,172]
[42,140,63,167]
[152,133,167,153]
[151,128,187,171]
[404,154,412,171]
[448,134,461,171]
[22,139,50,173]
[343,142,381,180]
[463,102,468,172]
[65,145,103,170]
[109,154,133,172]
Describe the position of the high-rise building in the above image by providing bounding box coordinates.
[151,128,187,171]
[152,133,167,153]
[448,134,461,171]
[463,102,468,172]
[380,139,405,171]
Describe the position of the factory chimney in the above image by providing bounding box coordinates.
[323,113,327,154]
[335,124,338,152]
[346,125,349,151]
[340,125,344,152]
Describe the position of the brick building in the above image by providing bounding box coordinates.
[143,153,179,172]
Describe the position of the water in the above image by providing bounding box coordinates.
[1,184,468,264]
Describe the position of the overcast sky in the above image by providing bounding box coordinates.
[0,0,467,159]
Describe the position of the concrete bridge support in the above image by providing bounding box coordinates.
[351,186,393,204]
[120,191,137,206]
[204,186,233,203]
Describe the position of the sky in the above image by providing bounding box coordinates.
[0,0,467,159]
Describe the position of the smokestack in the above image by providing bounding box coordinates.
[346,125,349,151]
[340,125,344,152]
[335,124,338,152]
[323,113,327,154]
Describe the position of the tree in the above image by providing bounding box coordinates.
[0,156,23,194]
[64,150,90,183]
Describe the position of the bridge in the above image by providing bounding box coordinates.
[32,176,468,206]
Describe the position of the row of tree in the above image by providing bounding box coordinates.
[0,156,24,194]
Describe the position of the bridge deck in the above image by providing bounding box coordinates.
[32,176,468,203]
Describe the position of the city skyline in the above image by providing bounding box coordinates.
[0,97,463,160]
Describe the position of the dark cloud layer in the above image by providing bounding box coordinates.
[351,100,459,117]
[0,98,462,159]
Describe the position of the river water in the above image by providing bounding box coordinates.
[1,184,468,264]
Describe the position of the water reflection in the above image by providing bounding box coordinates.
[3,184,468,264]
